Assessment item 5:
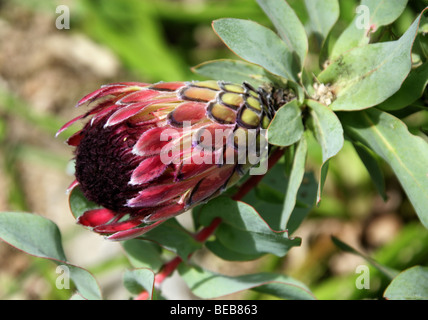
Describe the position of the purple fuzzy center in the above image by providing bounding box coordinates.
[74,119,142,212]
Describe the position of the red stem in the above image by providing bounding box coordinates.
[194,217,222,242]
[135,147,284,300]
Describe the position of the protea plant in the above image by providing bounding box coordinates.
[57,80,293,240]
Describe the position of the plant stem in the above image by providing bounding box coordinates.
[134,147,284,300]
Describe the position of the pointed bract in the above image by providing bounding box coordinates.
[60,80,287,240]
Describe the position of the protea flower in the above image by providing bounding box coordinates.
[58,80,291,240]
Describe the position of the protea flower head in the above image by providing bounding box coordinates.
[58,80,291,240]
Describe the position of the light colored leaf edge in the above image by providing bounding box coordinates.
[305,99,344,204]
[178,264,316,300]
[191,58,288,87]
[0,212,103,300]
[211,18,299,82]
[326,8,428,111]
[199,197,294,235]
[340,109,428,228]
[256,0,308,70]
[123,267,156,300]
[280,135,308,229]
[383,265,428,300]
[330,0,409,60]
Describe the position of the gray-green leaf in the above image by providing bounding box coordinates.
[306,99,344,204]
[179,264,316,300]
[123,268,156,299]
[213,18,300,82]
[384,266,428,300]
[268,99,304,147]
[340,108,428,229]
[257,0,308,70]
[0,212,102,300]
[199,197,301,257]
[191,59,286,87]
[378,60,428,111]
[304,0,340,44]
[280,135,308,229]
[331,0,408,59]
[319,9,426,111]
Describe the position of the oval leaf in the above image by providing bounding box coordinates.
[213,18,299,81]
[304,0,339,44]
[69,185,101,219]
[191,59,286,87]
[306,99,344,204]
[331,0,409,59]
[0,211,102,300]
[257,0,308,70]
[268,99,304,147]
[280,135,308,229]
[340,108,428,229]
[179,264,315,300]
[123,268,156,300]
[319,9,426,111]
[353,141,387,200]
[141,218,202,260]
[122,239,163,272]
[205,240,264,261]
[242,162,318,234]
[199,197,301,257]
[384,266,428,300]
[378,60,428,111]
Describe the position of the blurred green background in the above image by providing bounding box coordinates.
[0,0,427,300]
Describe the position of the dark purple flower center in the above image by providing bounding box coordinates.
[74,119,143,212]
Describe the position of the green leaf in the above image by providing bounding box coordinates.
[199,197,301,257]
[69,185,101,219]
[214,223,294,257]
[0,212,66,261]
[304,0,340,44]
[256,0,308,70]
[122,239,163,272]
[319,9,426,111]
[0,212,102,300]
[306,99,344,204]
[331,0,408,60]
[284,172,318,234]
[205,240,264,262]
[123,268,156,300]
[353,141,387,200]
[179,264,315,300]
[141,218,202,260]
[191,59,286,87]
[69,187,200,261]
[340,108,428,229]
[212,18,299,81]
[378,60,428,111]
[242,161,317,235]
[280,135,308,229]
[384,266,428,300]
[267,99,304,147]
